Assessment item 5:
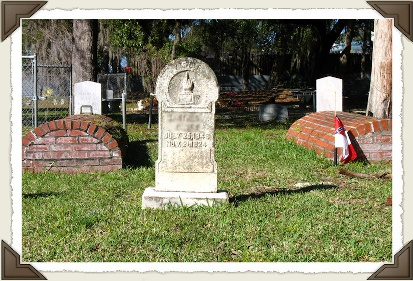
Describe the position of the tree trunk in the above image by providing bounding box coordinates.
[361,27,368,79]
[241,48,251,90]
[366,19,392,118]
[340,20,355,78]
[171,21,181,61]
[72,19,99,86]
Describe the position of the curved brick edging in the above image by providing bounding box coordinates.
[22,115,128,173]
[286,111,392,162]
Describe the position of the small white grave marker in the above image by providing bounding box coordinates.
[316,76,342,112]
[73,81,102,115]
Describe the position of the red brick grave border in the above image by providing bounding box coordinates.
[22,115,128,173]
[286,111,392,162]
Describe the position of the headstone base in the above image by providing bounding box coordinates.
[142,188,228,209]
[156,172,217,193]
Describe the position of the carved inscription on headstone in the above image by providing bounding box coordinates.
[155,57,218,193]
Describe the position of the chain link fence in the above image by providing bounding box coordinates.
[97,73,126,113]
[22,55,72,132]
[97,73,128,131]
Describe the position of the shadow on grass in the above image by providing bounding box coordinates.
[124,139,156,169]
[230,184,337,207]
[22,191,63,199]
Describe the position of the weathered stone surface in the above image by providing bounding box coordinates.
[155,57,219,193]
[142,188,229,209]
[316,76,342,112]
[142,57,228,209]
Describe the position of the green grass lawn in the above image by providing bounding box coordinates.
[21,112,392,262]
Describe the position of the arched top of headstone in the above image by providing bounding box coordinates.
[317,76,342,83]
[155,57,219,109]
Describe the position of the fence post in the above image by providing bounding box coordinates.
[148,93,154,129]
[69,64,73,116]
[33,54,38,128]
[122,90,127,133]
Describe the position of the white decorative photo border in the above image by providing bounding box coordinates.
[2,2,409,280]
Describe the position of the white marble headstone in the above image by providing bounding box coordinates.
[316,76,342,112]
[155,57,218,193]
[73,81,102,115]
[142,57,228,208]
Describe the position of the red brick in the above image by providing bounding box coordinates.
[75,159,100,166]
[315,139,325,148]
[323,151,334,159]
[303,142,312,149]
[87,123,97,135]
[325,143,335,151]
[102,133,112,143]
[95,127,106,139]
[100,158,122,165]
[360,143,381,151]
[349,128,359,138]
[50,144,73,151]
[297,133,309,142]
[40,123,51,134]
[370,151,392,161]
[315,147,324,155]
[355,125,367,136]
[319,133,334,143]
[301,126,313,134]
[380,120,389,131]
[68,130,88,136]
[375,136,392,143]
[296,138,304,145]
[107,140,119,150]
[79,136,100,144]
[68,151,89,159]
[286,129,299,139]
[34,137,54,145]
[371,120,380,132]
[54,159,68,167]
[25,152,43,159]
[357,136,374,144]
[22,159,32,167]
[46,130,67,137]
[73,144,97,151]
[43,151,67,159]
[56,119,65,130]
[80,121,89,131]
[27,145,49,152]
[96,144,108,151]
[72,120,81,130]
[56,137,77,144]
[380,143,392,151]
[64,119,72,130]
[26,131,36,142]
[22,136,31,147]
[33,127,45,137]
[48,120,57,131]
[89,151,111,158]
